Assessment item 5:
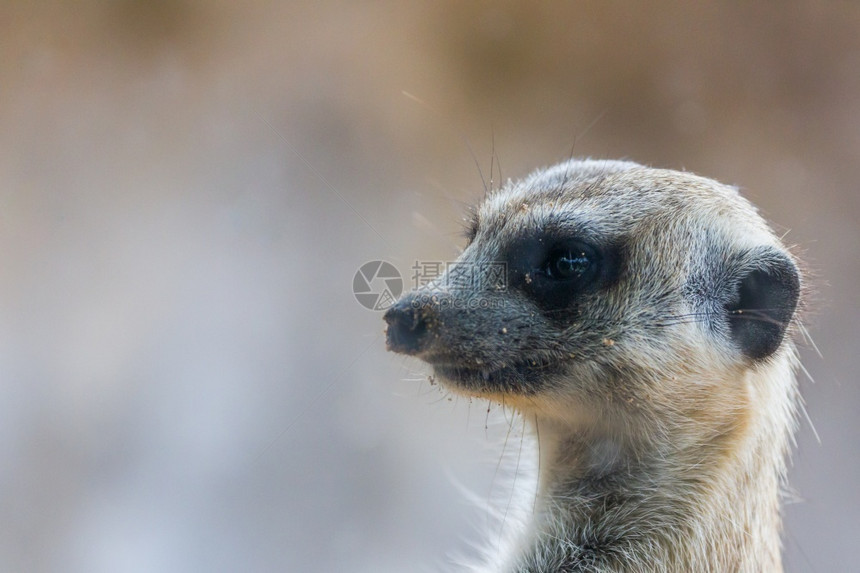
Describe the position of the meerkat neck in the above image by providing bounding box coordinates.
[511,359,796,572]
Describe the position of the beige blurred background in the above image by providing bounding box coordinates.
[1,2,856,571]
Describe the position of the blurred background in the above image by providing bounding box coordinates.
[1,2,856,571]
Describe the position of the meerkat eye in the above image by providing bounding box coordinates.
[543,242,598,282]
[549,250,590,279]
[522,239,604,313]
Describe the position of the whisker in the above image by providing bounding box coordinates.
[797,359,816,385]
[533,414,541,516]
[401,90,488,195]
[728,309,792,327]
[489,124,495,193]
[797,322,823,358]
[798,395,821,444]
[500,415,526,548]
[490,398,516,516]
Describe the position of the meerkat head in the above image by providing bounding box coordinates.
[384,159,800,429]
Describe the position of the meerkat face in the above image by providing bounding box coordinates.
[384,160,800,417]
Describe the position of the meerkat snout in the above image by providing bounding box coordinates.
[385,158,806,572]
[384,294,434,355]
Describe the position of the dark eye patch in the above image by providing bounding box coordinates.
[505,231,622,315]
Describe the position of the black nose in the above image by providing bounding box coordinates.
[383,294,432,355]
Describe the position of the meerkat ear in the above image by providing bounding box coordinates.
[724,248,800,360]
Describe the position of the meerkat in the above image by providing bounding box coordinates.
[384,159,803,572]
